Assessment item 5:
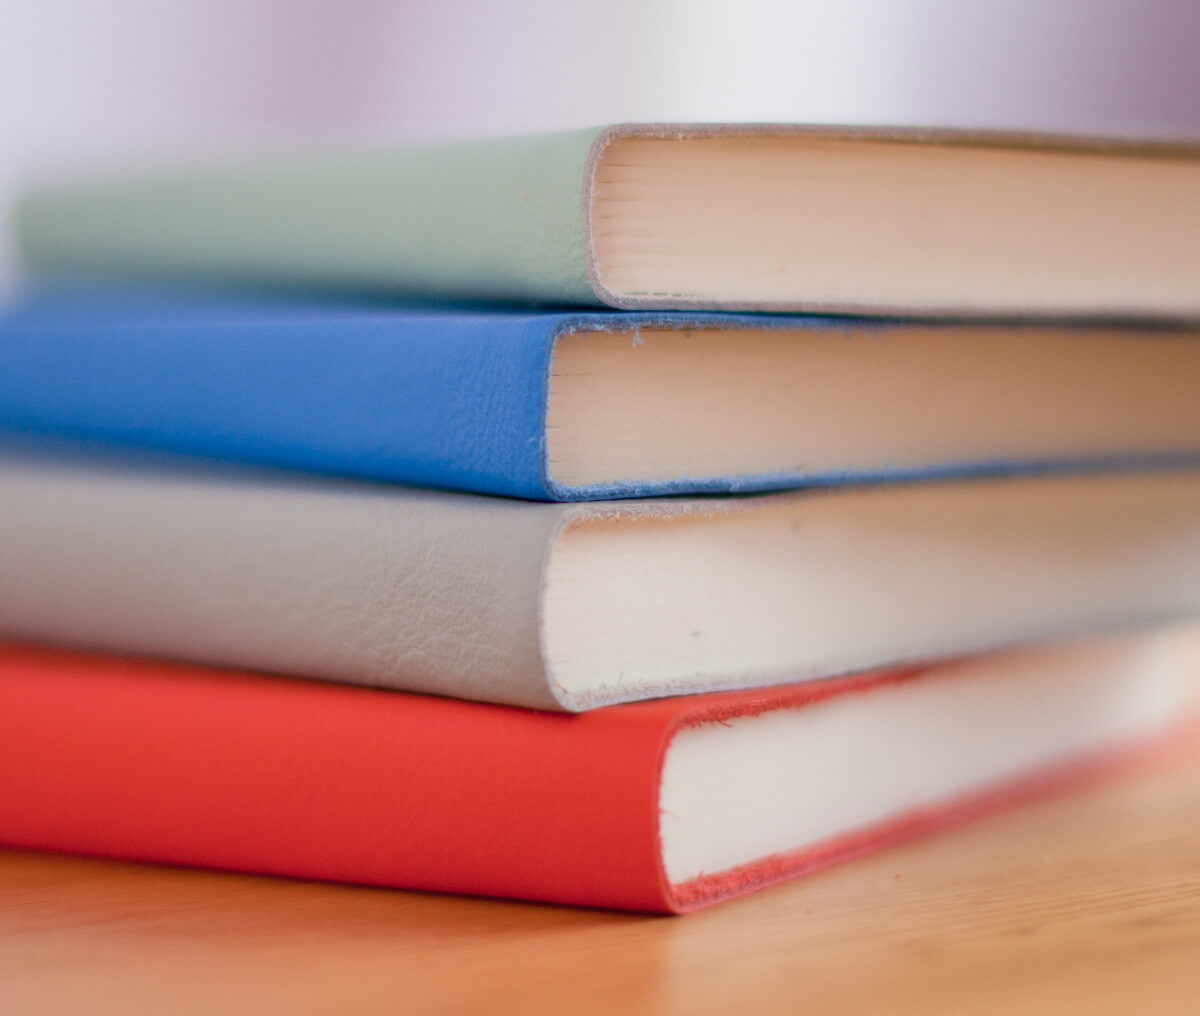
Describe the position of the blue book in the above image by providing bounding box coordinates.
[2,288,1199,501]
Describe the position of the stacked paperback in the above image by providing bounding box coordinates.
[2,125,1200,913]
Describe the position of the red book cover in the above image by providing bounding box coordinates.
[0,640,1195,913]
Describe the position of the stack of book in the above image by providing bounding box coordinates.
[2,125,1200,913]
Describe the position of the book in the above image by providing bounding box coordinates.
[1,633,1196,912]
[16,125,1200,318]
[3,450,1200,711]
[3,289,1199,501]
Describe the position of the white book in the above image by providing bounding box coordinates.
[3,453,1200,711]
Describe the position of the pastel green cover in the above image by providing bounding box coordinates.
[17,129,605,306]
[22,124,1200,315]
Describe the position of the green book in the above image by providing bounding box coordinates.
[18,124,1200,316]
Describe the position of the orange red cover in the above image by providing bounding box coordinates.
[0,643,1164,913]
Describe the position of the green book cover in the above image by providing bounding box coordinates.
[18,124,1200,316]
[19,128,604,306]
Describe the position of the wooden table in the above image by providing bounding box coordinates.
[3,747,1199,1015]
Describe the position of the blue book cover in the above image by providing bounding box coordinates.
[1,287,1198,501]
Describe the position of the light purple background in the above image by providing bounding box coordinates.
[3,0,1199,286]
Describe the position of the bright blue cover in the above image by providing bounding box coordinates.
[2,287,1196,501]
[0,287,859,500]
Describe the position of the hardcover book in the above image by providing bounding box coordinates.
[16,125,1200,317]
[3,452,1200,711]
[3,289,1199,500]
[1,633,1196,912]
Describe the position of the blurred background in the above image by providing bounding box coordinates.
[3,0,1200,287]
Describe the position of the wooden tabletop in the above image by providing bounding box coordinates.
[3,746,1199,1016]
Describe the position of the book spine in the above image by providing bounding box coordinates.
[0,644,672,911]
[0,308,558,499]
[16,130,604,306]
[0,458,569,709]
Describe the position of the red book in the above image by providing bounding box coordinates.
[1,635,1196,913]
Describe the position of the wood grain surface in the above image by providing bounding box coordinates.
[2,744,1199,1016]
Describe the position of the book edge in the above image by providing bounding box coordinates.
[664,713,1200,912]
[582,122,1200,317]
